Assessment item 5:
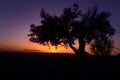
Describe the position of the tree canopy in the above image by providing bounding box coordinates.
[28,4,115,56]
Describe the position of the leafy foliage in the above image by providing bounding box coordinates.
[28,4,81,48]
[28,4,115,56]
[90,37,114,56]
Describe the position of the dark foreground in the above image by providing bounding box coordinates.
[0,52,120,79]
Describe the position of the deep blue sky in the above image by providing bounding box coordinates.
[0,0,120,53]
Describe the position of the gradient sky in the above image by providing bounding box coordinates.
[0,0,120,54]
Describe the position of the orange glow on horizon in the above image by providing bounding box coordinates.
[0,37,90,54]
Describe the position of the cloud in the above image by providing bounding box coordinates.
[24,49,40,52]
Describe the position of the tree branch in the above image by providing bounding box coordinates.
[68,41,78,53]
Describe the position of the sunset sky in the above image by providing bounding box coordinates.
[0,0,120,54]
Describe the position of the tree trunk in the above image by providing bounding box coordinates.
[68,38,91,57]
[68,38,86,56]
[68,41,78,54]
[78,38,85,56]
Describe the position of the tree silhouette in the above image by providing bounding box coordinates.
[28,4,115,56]
[90,36,114,56]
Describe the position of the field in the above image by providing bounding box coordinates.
[0,52,120,79]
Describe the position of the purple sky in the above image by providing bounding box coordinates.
[0,0,120,53]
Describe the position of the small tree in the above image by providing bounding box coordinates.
[28,4,115,56]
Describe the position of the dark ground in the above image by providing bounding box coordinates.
[0,51,120,79]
